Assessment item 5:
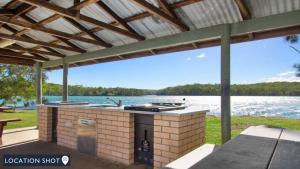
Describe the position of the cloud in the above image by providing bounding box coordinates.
[186,57,192,61]
[262,71,300,82]
[196,53,206,59]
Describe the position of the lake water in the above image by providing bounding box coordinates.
[45,96,300,119]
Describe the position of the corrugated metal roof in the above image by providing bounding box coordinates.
[0,0,11,7]
[51,0,73,8]
[0,0,300,64]
[129,16,180,39]
[94,29,137,46]
[101,0,145,18]
[45,18,81,34]
[245,0,300,18]
[174,0,242,30]
[24,30,58,43]
[25,7,54,22]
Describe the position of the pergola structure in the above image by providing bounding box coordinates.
[0,0,299,144]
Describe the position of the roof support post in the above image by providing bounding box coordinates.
[35,62,42,129]
[35,62,42,105]
[62,62,68,102]
[221,24,231,144]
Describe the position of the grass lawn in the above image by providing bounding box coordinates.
[0,110,36,129]
[1,110,300,145]
[206,115,300,144]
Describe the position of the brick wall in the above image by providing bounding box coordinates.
[54,107,134,165]
[56,107,79,149]
[38,106,52,142]
[97,111,134,165]
[38,106,206,168]
[153,112,206,169]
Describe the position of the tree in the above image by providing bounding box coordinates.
[286,35,300,77]
[0,64,47,109]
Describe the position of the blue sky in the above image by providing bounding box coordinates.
[47,36,300,89]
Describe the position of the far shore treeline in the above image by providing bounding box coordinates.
[44,82,300,96]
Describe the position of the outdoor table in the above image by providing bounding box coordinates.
[188,126,300,169]
[0,118,21,145]
[0,107,12,112]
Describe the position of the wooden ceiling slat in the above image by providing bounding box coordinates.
[129,0,189,31]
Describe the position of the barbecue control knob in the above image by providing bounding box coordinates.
[138,147,142,151]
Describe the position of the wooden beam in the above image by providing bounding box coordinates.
[19,14,87,53]
[0,3,35,28]
[73,0,81,18]
[10,0,201,45]
[157,0,189,31]
[234,0,253,38]
[72,0,99,11]
[0,32,83,52]
[125,12,152,22]
[2,24,68,57]
[23,0,112,48]
[0,48,49,61]
[18,0,145,40]
[4,45,64,57]
[129,0,189,31]
[0,9,15,16]
[0,15,106,46]
[0,55,35,66]
[2,2,72,57]
[3,7,78,57]
[234,0,251,20]
[12,4,35,17]
[96,1,145,40]
[158,0,177,18]
[170,0,203,8]
[41,10,300,68]
[125,0,203,22]
[48,24,300,70]
[64,17,113,47]
[3,0,20,9]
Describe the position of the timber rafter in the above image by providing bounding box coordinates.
[1,0,291,67]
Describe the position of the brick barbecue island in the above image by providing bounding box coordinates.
[38,104,208,169]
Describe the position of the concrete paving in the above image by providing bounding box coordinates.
[0,141,147,169]
[1,127,38,147]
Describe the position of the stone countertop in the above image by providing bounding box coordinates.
[38,104,209,116]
